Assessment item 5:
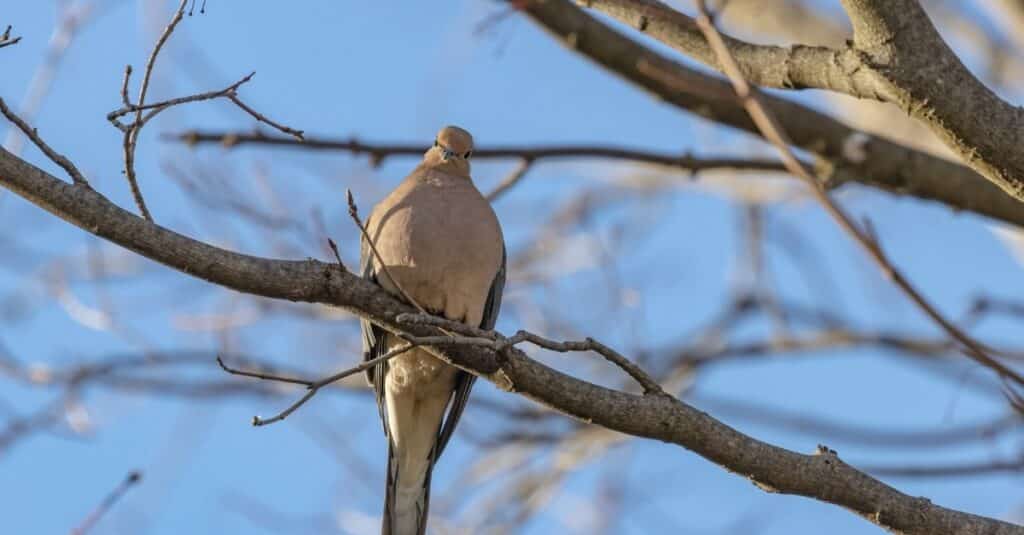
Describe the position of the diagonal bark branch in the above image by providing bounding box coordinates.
[685,0,1024,391]
[1,144,1020,535]
[836,0,1024,201]
[584,0,884,97]
[582,0,1024,203]
[514,0,1024,228]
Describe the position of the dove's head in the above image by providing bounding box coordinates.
[425,125,474,176]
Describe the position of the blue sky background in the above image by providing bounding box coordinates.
[2,1,1024,534]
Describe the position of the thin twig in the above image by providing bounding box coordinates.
[219,343,419,426]
[487,158,534,201]
[0,25,21,48]
[171,130,792,175]
[135,0,187,123]
[69,471,142,535]
[115,0,303,222]
[305,344,416,391]
[227,95,304,140]
[396,313,667,396]
[107,72,256,131]
[221,305,666,425]
[691,0,1024,389]
[188,0,208,16]
[515,331,667,396]
[397,313,495,339]
[119,65,132,107]
[217,356,313,386]
[326,238,347,271]
[346,189,427,314]
[0,97,90,186]
[120,0,190,221]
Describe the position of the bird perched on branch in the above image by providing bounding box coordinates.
[360,125,506,535]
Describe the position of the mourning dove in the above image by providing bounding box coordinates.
[360,126,506,535]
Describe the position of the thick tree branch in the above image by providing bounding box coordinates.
[584,0,884,97]
[686,0,1024,390]
[836,0,1024,201]
[1,145,1020,534]
[584,0,1024,203]
[515,0,1024,228]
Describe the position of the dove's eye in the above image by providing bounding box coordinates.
[464,150,473,160]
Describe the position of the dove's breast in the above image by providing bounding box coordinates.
[367,169,503,327]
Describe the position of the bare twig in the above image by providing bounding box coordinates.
[219,305,666,427]
[220,343,419,426]
[0,98,90,186]
[326,238,347,271]
[487,158,534,201]
[226,95,304,140]
[0,25,21,48]
[107,72,256,131]
[135,1,187,124]
[691,0,1024,390]
[396,313,668,396]
[69,471,142,535]
[517,0,1024,228]
[119,0,190,221]
[188,0,208,16]
[217,355,312,386]
[171,130,791,175]
[119,64,132,108]
[114,0,303,221]
[346,189,427,314]
[516,330,667,396]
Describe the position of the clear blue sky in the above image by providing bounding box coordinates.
[2,1,1022,534]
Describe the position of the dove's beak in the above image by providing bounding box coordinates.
[441,149,455,162]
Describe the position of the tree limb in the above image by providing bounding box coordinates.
[837,0,1024,201]
[583,0,1024,203]
[515,0,1024,228]
[584,0,883,97]
[1,144,1020,534]
[685,0,1024,389]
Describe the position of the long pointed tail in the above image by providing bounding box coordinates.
[382,442,434,535]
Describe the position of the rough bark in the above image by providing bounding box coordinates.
[585,0,882,96]
[839,0,1024,201]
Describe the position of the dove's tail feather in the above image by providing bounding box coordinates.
[382,443,435,535]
